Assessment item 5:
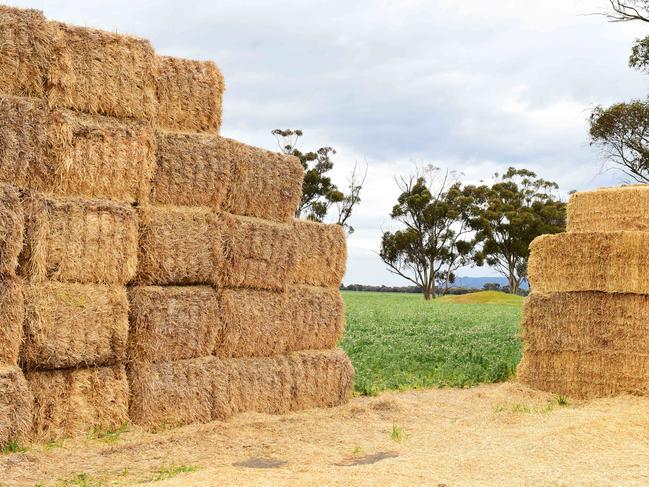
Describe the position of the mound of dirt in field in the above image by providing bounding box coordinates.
[440,290,524,306]
[4,381,649,486]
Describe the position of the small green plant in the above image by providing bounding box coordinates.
[88,422,128,444]
[494,404,506,413]
[54,473,106,487]
[510,403,532,414]
[2,439,27,454]
[351,445,363,456]
[390,424,406,443]
[556,394,569,406]
[46,439,64,450]
[140,465,199,483]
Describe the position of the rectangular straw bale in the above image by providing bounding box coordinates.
[0,6,50,98]
[567,185,649,232]
[128,286,222,364]
[218,286,344,358]
[220,212,296,291]
[523,292,649,354]
[220,355,293,417]
[27,365,129,440]
[155,56,224,133]
[135,206,219,285]
[0,184,23,277]
[290,219,346,288]
[20,283,128,371]
[19,192,138,284]
[128,357,226,429]
[151,131,231,207]
[0,366,33,446]
[517,350,649,399]
[288,349,354,410]
[47,109,155,203]
[0,279,24,367]
[0,94,49,191]
[47,21,157,121]
[528,232,649,294]
[226,141,303,223]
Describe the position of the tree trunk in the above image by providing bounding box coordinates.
[508,273,517,295]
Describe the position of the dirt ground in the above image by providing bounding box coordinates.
[4,382,649,486]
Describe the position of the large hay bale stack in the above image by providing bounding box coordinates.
[521,185,649,399]
[0,4,353,443]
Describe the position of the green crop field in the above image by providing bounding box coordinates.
[339,291,525,396]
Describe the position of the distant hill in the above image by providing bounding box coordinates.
[453,276,529,290]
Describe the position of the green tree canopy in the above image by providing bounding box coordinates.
[379,167,478,300]
[590,1,649,182]
[467,168,566,295]
[272,129,366,233]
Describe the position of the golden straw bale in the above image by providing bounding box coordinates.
[20,283,128,371]
[0,94,49,191]
[135,206,220,285]
[0,96,154,202]
[128,357,226,430]
[151,131,231,207]
[27,365,129,440]
[567,185,649,232]
[523,292,649,354]
[218,286,344,358]
[220,212,296,291]
[47,109,155,203]
[221,355,293,417]
[0,279,24,367]
[155,56,224,133]
[288,349,354,411]
[528,232,649,294]
[128,286,222,364]
[290,219,346,288]
[0,366,33,446]
[0,6,50,98]
[517,350,649,399]
[0,184,24,277]
[47,21,157,121]
[226,141,303,223]
[19,192,138,285]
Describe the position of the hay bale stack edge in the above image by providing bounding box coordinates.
[0,4,353,444]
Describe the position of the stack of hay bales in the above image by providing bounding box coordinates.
[0,5,353,443]
[519,185,649,399]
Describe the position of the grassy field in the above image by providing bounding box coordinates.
[340,290,524,395]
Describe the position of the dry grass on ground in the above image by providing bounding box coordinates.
[3,382,649,486]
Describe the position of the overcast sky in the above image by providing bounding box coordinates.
[12,0,649,285]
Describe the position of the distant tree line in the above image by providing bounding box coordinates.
[379,166,565,300]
